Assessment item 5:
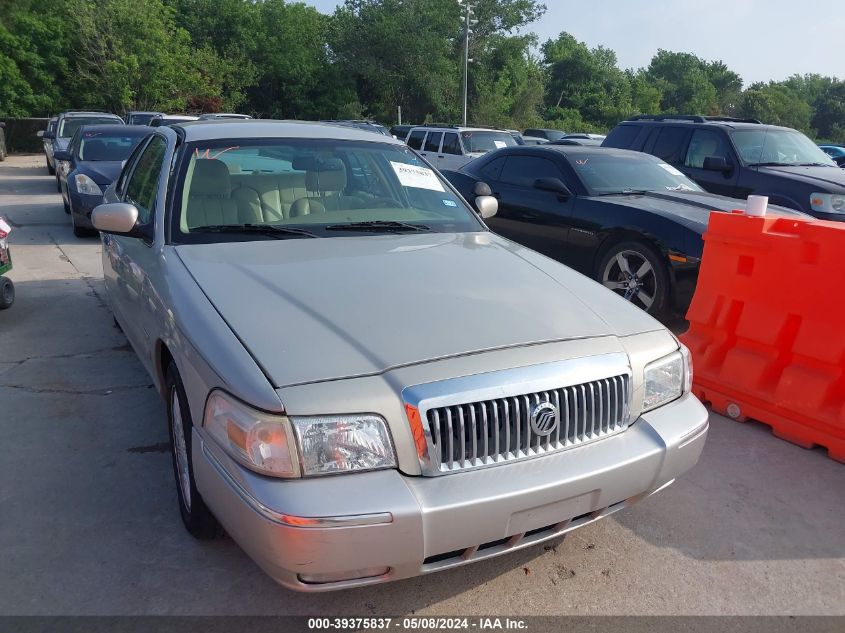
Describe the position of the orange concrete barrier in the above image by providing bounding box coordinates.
[680,212,845,462]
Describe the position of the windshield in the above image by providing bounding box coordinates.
[128,113,157,125]
[172,139,483,243]
[461,131,518,154]
[59,116,122,138]
[732,129,837,167]
[78,131,146,161]
[570,153,704,195]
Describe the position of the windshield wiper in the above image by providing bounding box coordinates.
[190,224,317,238]
[747,162,792,167]
[795,162,835,167]
[324,220,431,233]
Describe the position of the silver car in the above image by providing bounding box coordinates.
[92,120,708,592]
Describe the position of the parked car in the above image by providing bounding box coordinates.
[90,120,707,591]
[38,117,59,173]
[549,137,604,147]
[564,133,607,141]
[442,145,807,316]
[521,136,548,145]
[126,111,163,125]
[523,128,567,142]
[53,124,150,237]
[405,125,518,171]
[197,113,254,120]
[150,114,200,127]
[0,121,6,161]
[40,111,124,190]
[389,124,414,141]
[603,115,845,221]
[819,145,845,167]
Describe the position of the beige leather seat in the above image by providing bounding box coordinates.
[186,159,257,228]
[290,162,364,217]
[231,173,307,222]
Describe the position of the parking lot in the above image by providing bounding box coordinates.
[0,152,843,616]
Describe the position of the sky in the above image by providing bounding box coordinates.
[303,0,844,86]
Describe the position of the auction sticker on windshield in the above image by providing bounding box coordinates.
[391,161,445,191]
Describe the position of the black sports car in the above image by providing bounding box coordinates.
[443,146,808,316]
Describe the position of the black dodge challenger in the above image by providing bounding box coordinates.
[443,146,807,317]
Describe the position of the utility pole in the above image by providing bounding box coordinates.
[458,1,476,126]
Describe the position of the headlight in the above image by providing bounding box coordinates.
[75,174,103,196]
[203,391,396,478]
[810,193,845,214]
[292,415,396,476]
[204,392,300,478]
[643,345,692,412]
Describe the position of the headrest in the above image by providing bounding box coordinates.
[306,161,347,192]
[190,159,231,197]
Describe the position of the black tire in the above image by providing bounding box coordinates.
[596,240,671,317]
[56,176,62,193]
[0,277,14,309]
[47,157,55,175]
[63,197,71,215]
[165,362,221,539]
[70,206,92,237]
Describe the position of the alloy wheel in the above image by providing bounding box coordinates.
[601,249,657,311]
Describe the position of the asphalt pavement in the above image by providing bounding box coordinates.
[0,154,843,615]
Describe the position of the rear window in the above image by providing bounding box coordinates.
[603,124,644,149]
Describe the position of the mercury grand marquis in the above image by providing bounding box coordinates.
[92,120,709,591]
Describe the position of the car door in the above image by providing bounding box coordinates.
[418,131,443,168]
[103,134,169,366]
[436,132,465,171]
[681,128,740,197]
[485,153,576,261]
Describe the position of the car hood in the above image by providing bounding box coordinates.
[77,161,123,186]
[175,233,662,387]
[755,165,845,191]
[587,190,807,233]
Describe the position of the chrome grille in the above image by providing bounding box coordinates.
[424,374,630,473]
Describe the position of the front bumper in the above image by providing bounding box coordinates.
[69,191,105,228]
[194,392,708,592]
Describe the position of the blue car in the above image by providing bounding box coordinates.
[819,145,845,167]
[54,124,150,237]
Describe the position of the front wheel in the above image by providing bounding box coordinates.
[597,241,670,317]
[47,157,55,175]
[166,363,221,539]
[0,277,14,309]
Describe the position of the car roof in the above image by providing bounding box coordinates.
[617,118,793,132]
[177,119,407,145]
[76,124,151,135]
[500,145,652,160]
[408,125,507,133]
[61,111,122,118]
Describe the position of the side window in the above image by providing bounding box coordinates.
[651,127,690,164]
[424,132,442,153]
[124,136,167,225]
[603,124,643,149]
[478,156,506,182]
[442,133,461,155]
[685,129,732,169]
[407,130,425,150]
[500,156,562,188]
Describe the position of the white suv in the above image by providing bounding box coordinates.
[405,125,518,171]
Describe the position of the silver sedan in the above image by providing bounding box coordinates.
[92,120,708,591]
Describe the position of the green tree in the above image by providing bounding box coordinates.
[645,50,719,115]
[736,82,813,133]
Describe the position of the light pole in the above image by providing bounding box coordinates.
[458,0,476,125]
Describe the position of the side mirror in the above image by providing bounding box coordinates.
[703,156,731,173]
[53,150,72,162]
[534,177,572,197]
[0,121,5,129]
[42,130,56,140]
[92,202,139,235]
[475,195,498,219]
[37,130,44,137]
[473,181,492,197]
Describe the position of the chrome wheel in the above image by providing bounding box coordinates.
[170,386,191,511]
[602,249,657,311]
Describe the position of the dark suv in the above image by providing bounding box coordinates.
[603,115,845,221]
